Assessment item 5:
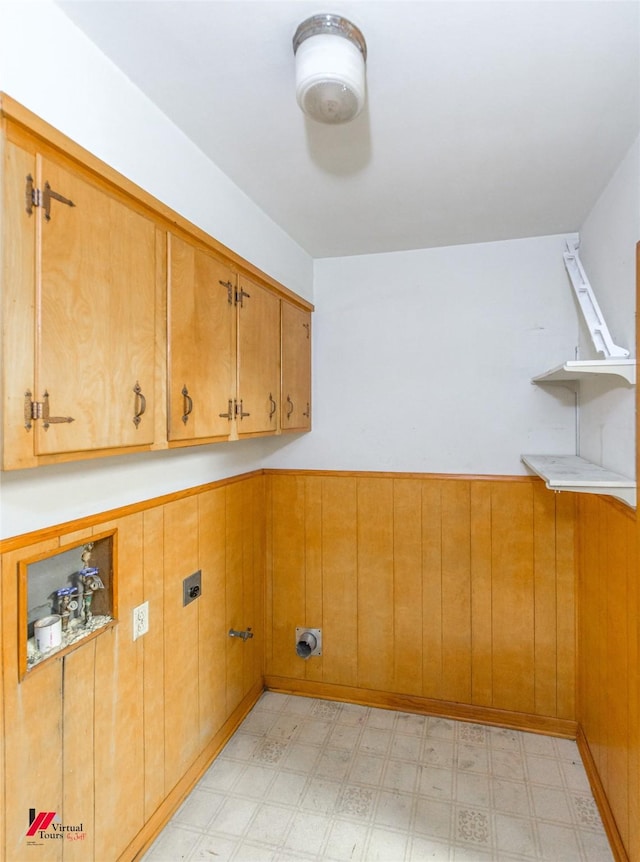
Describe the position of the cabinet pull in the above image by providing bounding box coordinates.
[181,385,193,425]
[268,393,277,420]
[303,402,310,418]
[235,399,250,419]
[286,396,294,418]
[303,321,310,339]
[218,399,233,420]
[133,382,146,428]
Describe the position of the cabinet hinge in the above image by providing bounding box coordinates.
[24,390,75,431]
[25,175,75,221]
[235,287,250,307]
[235,399,250,419]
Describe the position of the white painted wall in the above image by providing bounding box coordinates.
[0,1,313,539]
[262,234,579,475]
[577,135,639,480]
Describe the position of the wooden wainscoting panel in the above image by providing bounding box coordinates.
[62,641,96,862]
[269,474,307,680]
[225,479,262,714]
[577,495,603,772]
[265,472,576,723]
[490,482,536,714]
[555,492,577,721]
[470,482,493,706]
[93,513,145,858]
[421,479,444,699]
[320,477,358,688]
[163,497,200,791]
[440,480,472,704]
[532,481,559,718]
[393,478,424,696]
[605,502,630,850]
[577,494,638,862]
[197,487,228,745]
[303,476,324,683]
[628,505,639,862]
[242,474,264,697]
[2,540,62,862]
[142,507,166,821]
[357,477,395,692]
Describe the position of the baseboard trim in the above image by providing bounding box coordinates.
[576,726,629,862]
[264,676,578,738]
[121,680,264,862]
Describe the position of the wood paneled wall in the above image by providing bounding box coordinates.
[8,468,639,862]
[265,472,577,725]
[0,473,265,862]
[577,495,639,862]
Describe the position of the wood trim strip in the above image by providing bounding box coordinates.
[0,93,313,312]
[120,680,264,862]
[576,725,629,862]
[263,468,543,482]
[264,675,579,738]
[0,470,264,553]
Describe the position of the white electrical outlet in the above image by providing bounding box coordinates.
[132,601,149,640]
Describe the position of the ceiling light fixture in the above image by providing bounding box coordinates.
[292,13,367,125]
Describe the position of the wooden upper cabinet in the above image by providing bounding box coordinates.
[236,276,280,435]
[34,157,157,456]
[168,234,236,442]
[2,138,158,467]
[281,301,312,432]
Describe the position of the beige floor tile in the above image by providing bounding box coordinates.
[142,692,613,862]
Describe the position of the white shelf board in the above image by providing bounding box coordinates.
[521,454,636,508]
[532,359,635,386]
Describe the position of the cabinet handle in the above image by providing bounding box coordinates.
[303,322,310,339]
[268,393,277,420]
[133,382,146,428]
[286,396,294,418]
[303,403,310,418]
[181,385,193,425]
[235,399,250,419]
[218,399,233,420]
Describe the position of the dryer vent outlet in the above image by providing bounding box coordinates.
[295,627,322,659]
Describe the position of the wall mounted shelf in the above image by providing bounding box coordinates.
[521,454,636,507]
[532,359,636,388]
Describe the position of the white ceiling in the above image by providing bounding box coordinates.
[58,0,639,259]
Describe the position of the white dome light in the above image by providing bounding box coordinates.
[293,14,367,125]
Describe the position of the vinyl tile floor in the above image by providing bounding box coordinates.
[141,692,613,862]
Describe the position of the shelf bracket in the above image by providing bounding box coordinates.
[563,239,629,359]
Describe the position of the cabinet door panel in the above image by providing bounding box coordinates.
[236,277,280,434]
[168,235,235,441]
[36,157,156,455]
[281,302,311,431]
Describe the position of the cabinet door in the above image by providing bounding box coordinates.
[35,157,156,455]
[236,276,280,435]
[168,234,236,441]
[281,302,312,431]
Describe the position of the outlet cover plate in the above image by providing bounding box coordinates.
[133,601,149,640]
